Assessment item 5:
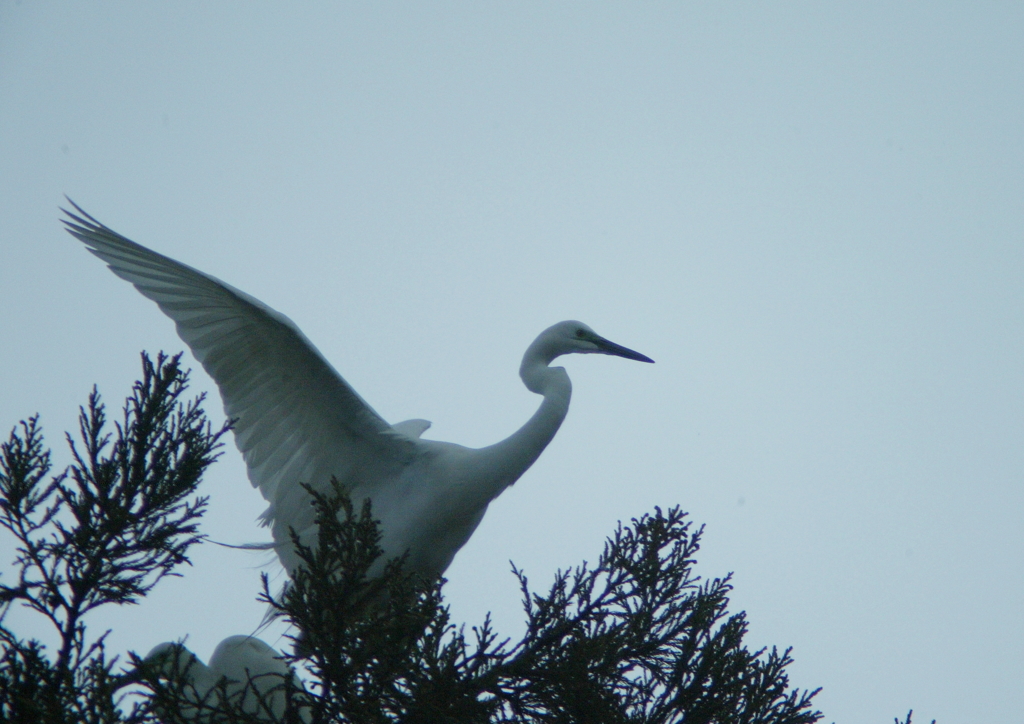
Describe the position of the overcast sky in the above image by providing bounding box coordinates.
[1,4,1021,722]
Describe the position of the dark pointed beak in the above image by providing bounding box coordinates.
[592,335,655,363]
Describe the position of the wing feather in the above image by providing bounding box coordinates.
[61,202,414,546]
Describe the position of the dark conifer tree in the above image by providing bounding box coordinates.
[1,354,925,723]
[0,353,228,723]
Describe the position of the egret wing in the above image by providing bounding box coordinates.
[61,203,413,534]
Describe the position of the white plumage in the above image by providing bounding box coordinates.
[144,636,308,722]
[63,202,653,579]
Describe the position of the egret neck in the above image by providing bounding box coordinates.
[474,333,573,500]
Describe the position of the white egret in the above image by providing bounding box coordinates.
[62,202,653,579]
[144,636,308,722]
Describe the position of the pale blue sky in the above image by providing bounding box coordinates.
[2,4,1022,722]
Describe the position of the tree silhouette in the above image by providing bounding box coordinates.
[264,483,821,723]
[0,353,227,723]
[2,353,922,723]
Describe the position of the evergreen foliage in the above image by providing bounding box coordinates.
[265,482,823,723]
[0,353,228,723]
[0,353,920,723]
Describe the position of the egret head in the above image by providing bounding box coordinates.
[141,641,212,689]
[540,320,654,363]
[144,642,201,673]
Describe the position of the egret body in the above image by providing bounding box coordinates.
[144,636,307,722]
[62,203,653,579]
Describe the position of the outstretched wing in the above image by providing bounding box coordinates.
[61,202,414,535]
